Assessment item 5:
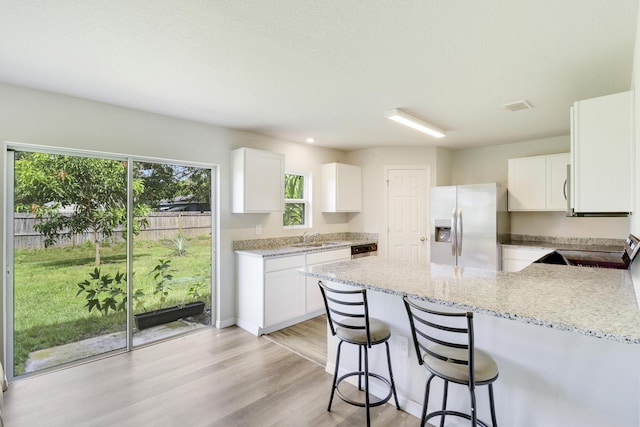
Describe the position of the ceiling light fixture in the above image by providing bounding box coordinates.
[385,108,445,138]
[305,137,315,143]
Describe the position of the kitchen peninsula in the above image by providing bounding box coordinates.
[302,257,640,427]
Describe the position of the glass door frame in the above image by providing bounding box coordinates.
[4,143,218,380]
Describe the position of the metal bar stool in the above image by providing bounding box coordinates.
[318,280,400,426]
[403,296,499,427]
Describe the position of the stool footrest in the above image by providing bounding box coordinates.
[426,409,491,427]
[335,371,393,408]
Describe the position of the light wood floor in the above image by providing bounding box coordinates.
[264,315,328,367]
[3,326,417,427]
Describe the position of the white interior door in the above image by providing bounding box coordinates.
[386,167,429,263]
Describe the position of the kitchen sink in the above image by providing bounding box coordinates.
[293,242,324,247]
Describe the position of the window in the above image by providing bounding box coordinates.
[284,171,310,228]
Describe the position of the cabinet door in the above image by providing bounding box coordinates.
[305,276,326,314]
[336,164,362,212]
[322,163,362,212]
[232,147,284,213]
[508,156,546,211]
[305,248,351,313]
[546,153,570,211]
[265,268,305,327]
[235,253,266,332]
[572,91,631,214]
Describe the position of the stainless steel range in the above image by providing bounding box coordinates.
[534,234,640,269]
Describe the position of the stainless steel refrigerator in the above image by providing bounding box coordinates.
[430,183,509,270]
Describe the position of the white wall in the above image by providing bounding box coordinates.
[0,83,349,342]
[633,4,640,239]
[435,146,452,186]
[630,8,640,421]
[451,135,570,186]
[630,5,640,315]
[344,146,439,256]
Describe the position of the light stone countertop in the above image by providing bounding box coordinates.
[234,240,373,258]
[504,234,625,251]
[301,257,640,344]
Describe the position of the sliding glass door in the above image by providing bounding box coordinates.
[131,161,213,346]
[6,147,215,379]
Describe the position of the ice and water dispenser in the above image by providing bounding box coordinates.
[434,219,452,243]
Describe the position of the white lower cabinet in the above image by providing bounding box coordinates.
[236,247,351,335]
[305,249,351,313]
[265,264,306,327]
[502,245,554,272]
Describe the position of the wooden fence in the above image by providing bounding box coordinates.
[12,212,212,249]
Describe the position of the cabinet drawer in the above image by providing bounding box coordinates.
[502,246,554,272]
[502,246,553,262]
[265,255,305,272]
[306,248,351,265]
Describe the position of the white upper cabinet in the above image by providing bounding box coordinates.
[231,147,285,213]
[321,162,362,212]
[570,91,632,215]
[508,153,570,211]
[508,156,545,211]
[546,153,571,210]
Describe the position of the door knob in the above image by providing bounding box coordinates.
[420,237,427,242]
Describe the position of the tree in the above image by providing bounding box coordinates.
[14,152,150,265]
[284,173,304,226]
[134,163,211,210]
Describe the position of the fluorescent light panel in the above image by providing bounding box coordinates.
[385,108,445,138]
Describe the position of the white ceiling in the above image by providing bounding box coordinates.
[0,0,638,151]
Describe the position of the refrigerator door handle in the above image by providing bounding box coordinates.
[451,208,457,256]
[457,209,463,256]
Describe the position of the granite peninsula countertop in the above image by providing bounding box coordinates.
[301,257,640,344]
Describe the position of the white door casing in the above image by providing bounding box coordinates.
[386,167,429,263]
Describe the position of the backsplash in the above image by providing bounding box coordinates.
[510,211,630,240]
[232,232,378,251]
[509,234,625,248]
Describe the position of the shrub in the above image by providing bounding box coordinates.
[75,268,128,316]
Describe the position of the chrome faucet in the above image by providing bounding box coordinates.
[301,231,320,243]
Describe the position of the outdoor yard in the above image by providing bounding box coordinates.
[13,236,212,375]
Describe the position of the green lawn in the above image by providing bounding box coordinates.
[13,236,212,375]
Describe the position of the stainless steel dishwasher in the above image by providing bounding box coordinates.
[351,243,378,259]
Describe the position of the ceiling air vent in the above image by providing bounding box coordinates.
[502,100,533,112]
